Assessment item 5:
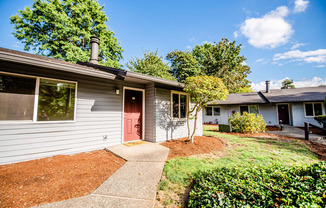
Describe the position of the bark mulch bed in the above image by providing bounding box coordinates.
[298,127,326,135]
[160,136,224,159]
[266,126,281,131]
[0,150,126,208]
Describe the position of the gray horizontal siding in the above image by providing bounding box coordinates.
[0,72,123,165]
[154,88,202,143]
[145,83,155,142]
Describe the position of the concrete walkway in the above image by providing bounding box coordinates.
[267,125,326,145]
[36,142,169,208]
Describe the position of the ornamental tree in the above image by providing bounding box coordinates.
[184,75,229,143]
[126,50,176,81]
[281,78,295,89]
[10,0,123,68]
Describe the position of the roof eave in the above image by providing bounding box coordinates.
[0,50,117,80]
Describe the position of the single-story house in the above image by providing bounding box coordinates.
[0,39,202,165]
[203,81,326,127]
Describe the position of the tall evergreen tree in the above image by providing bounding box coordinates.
[10,0,123,68]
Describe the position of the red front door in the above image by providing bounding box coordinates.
[124,89,143,142]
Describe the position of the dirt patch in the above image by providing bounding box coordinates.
[160,136,224,159]
[0,150,126,208]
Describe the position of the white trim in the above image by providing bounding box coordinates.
[122,87,145,142]
[276,103,291,125]
[33,77,40,122]
[0,71,78,124]
[303,102,324,117]
[213,106,221,116]
[170,90,189,121]
[239,105,260,115]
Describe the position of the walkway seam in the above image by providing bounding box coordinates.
[90,193,153,202]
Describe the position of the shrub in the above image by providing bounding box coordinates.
[188,162,326,208]
[314,115,326,128]
[219,124,231,132]
[228,112,266,133]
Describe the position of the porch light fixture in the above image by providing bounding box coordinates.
[114,87,120,95]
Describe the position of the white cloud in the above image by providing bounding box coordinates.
[186,45,192,49]
[251,77,326,91]
[233,31,239,38]
[274,49,326,64]
[239,6,293,49]
[242,61,247,65]
[291,42,305,49]
[256,58,264,63]
[314,65,325,68]
[294,0,309,13]
[188,37,196,42]
[202,41,212,44]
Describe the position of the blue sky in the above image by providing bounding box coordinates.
[0,0,325,91]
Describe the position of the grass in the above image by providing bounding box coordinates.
[157,126,320,207]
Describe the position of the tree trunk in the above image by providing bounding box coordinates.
[190,108,200,143]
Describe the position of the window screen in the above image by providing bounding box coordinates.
[180,94,187,118]
[37,79,76,121]
[250,105,259,115]
[314,103,322,116]
[206,107,212,116]
[213,107,220,116]
[0,74,36,120]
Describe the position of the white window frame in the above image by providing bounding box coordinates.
[239,105,259,115]
[205,106,221,116]
[213,106,221,116]
[304,102,324,117]
[0,71,78,124]
[205,106,213,116]
[171,90,189,120]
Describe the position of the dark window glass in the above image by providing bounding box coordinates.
[240,106,249,115]
[180,94,187,118]
[37,79,76,121]
[172,93,179,118]
[213,107,220,116]
[250,105,259,115]
[0,74,36,120]
[305,104,313,116]
[314,103,322,116]
[206,107,212,116]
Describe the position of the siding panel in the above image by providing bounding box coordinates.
[0,72,123,165]
[154,88,202,143]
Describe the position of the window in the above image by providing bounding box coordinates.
[305,103,323,117]
[0,72,77,122]
[240,105,259,115]
[205,107,212,116]
[240,106,249,115]
[37,79,76,121]
[172,92,188,119]
[249,105,259,115]
[0,74,36,120]
[213,107,220,116]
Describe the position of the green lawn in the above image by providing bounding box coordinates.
[157,126,320,207]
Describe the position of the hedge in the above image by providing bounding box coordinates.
[188,162,326,208]
[229,112,266,133]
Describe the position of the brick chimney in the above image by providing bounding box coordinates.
[89,36,100,64]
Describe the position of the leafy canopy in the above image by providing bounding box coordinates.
[166,50,201,83]
[193,39,251,93]
[184,75,228,142]
[10,0,123,68]
[126,50,175,81]
[281,78,295,89]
